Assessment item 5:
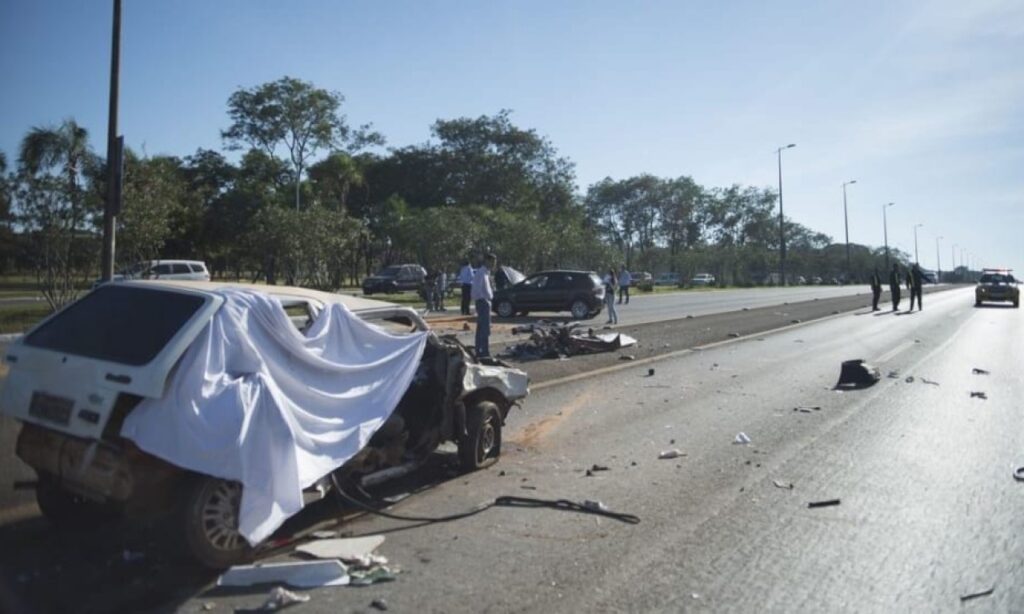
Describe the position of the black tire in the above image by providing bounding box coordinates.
[35,476,121,530]
[496,300,515,318]
[182,476,254,569]
[458,401,502,471]
[570,299,590,320]
[975,299,982,307]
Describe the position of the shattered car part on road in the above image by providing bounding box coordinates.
[501,320,637,360]
[836,359,881,388]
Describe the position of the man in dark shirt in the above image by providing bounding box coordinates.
[908,263,925,311]
[889,264,902,311]
[870,268,883,311]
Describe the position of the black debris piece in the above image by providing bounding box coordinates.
[647,368,655,377]
[807,499,841,508]
[371,598,390,611]
[921,378,940,386]
[728,332,741,338]
[1014,467,1024,482]
[591,464,610,472]
[619,354,636,361]
[794,405,822,413]
[836,359,881,389]
[959,587,994,602]
[904,376,915,383]
[970,391,988,400]
[972,368,991,375]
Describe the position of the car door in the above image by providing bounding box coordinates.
[541,273,570,310]
[513,274,549,310]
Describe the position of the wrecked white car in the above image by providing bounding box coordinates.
[0,281,528,568]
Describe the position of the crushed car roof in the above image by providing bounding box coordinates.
[122,280,399,312]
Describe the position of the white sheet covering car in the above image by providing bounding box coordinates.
[0,281,528,567]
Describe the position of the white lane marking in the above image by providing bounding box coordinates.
[875,340,917,364]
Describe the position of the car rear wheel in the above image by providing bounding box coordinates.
[570,299,590,320]
[496,300,515,318]
[182,476,254,569]
[459,401,502,471]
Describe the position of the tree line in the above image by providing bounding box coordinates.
[0,76,914,309]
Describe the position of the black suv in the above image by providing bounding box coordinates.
[362,264,427,295]
[492,270,606,320]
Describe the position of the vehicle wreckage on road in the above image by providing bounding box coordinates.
[0,281,528,568]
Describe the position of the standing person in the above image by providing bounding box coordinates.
[472,253,496,358]
[435,270,447,312]
[458,259,474,315]
[422,270,436,312]
[870,268,883,311]
[908,263,925,311]
[603,268,619,324]
[889,263,902,311]
[618,265,632,304]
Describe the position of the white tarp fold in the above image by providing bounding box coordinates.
[121,289,428,543]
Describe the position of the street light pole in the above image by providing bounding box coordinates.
[951,243,957,279]
[883,202,895,270]
[842,179,856,283]
[936,236,942,283]
[776,143,796,285]
[913,223,923,264]
[100,0,122,281]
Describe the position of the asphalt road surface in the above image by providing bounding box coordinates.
[191,286,1019,612]
[4,285,1021,613]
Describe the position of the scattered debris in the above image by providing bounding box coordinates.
[371,598,389,611]
[887,370,900,379]
[501,321,637,360]
[733,432,751,445]
[831,310,840,315]
[970,391,988,400]
[807,499,841,508]
[462,322,471,331]
[658,449,685,459]
[619,354,636,361]
[590,464,610,472]
[296,536,386,563]
[728,332,741,338]
[348,565,397,586]
[790,319,802,324]
[582,500,609,512]
[794,405,821,413]
[904,376,915,384]
[217,560,350,588]
[772,480,794,490]
[1014,467,1024,482]
[258,587,310,611]
[959,586,995,602]
[972,368,990,375]
[836,359,881,388]
[521,485,537,490]
[647,368,656,377]
[921,378,940,386]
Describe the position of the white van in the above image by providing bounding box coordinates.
[107,260,211,283]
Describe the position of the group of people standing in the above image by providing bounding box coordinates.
[870,263,926,312]
[601,265,633,325]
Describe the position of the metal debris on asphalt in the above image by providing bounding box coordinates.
[582,500,609,512]
[590,464,610,472]
[794,405,822,413]
[772,480,794,490]
[1014,466,1024,482]
[920,378,940,386]
[295,535,386,563]
[619,354,636,361]
[647,368,655,376]
[972,368,990,375]
[217,560,350,588]
[970,391,988,400]
[658,449,685,459]
[807,499,841,508]
[728,332,740,338]
[836,359,881,388]
[733,432,752,445]
[371,598,389,611]
[501,321,637,360]
[259,587,310,611]
[904,376,915,383]
[959,586,995,602]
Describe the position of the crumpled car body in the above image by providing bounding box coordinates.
[0,280,528,567]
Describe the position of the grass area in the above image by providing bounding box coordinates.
[0,302,52,335]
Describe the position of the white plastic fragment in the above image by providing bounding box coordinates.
[733,432,751,445]
[259,586,310,610]
[658,449,685,459]
[217,560,349,588]
[296,535,385,561]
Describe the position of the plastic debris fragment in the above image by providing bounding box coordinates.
[658,449,685,459]
[733,432,751,445]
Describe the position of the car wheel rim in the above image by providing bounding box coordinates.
[200,481,245,553]
[498,302,513,317]
[478,416,497,461]
[572,302,587,318]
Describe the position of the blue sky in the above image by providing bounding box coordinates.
[2,0,1021,271]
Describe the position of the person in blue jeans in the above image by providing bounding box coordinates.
[471,253,497,358]
[604,268,619,324]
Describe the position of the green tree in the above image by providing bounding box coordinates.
[115,153,187,268]
[222,76,382,210]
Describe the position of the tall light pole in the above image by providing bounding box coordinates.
[100,0,123,281]
[951,243,957,279]
[882,202,895,270]
[776,143,796,285]
[842,179,856,283]
[913,223,923,264]
[935,236,942,283]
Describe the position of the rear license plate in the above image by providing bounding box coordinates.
[29,392,73,426]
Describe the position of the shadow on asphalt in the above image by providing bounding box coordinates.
[0,453,465,613]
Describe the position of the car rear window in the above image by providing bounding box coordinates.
[24,285,206,365]
[189,263,206,273]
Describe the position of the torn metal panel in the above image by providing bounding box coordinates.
[503,321,639,360]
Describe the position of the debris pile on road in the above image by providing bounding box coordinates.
[501,321,637,360]
[836,359,881,388]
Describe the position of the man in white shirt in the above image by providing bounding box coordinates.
[457,259,475,315]
[471,253,496,358]
[618,266,632,304]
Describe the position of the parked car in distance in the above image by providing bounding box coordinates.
[633,271,654,292]
[96,260,210,286]
[362,264,427,295]
[690,273,715,287]
[492,270,605,320]
[0,280,528,568]
[654,272,682,286]
[975,268,1019,307]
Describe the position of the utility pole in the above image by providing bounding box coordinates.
[776,144,795,285]
[882,202,895,270]
[100,0,122,281]
[913,223,923,264]
[936,236,942,283]
[842,179,856,283]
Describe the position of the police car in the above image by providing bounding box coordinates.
[975,268,1019,308]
